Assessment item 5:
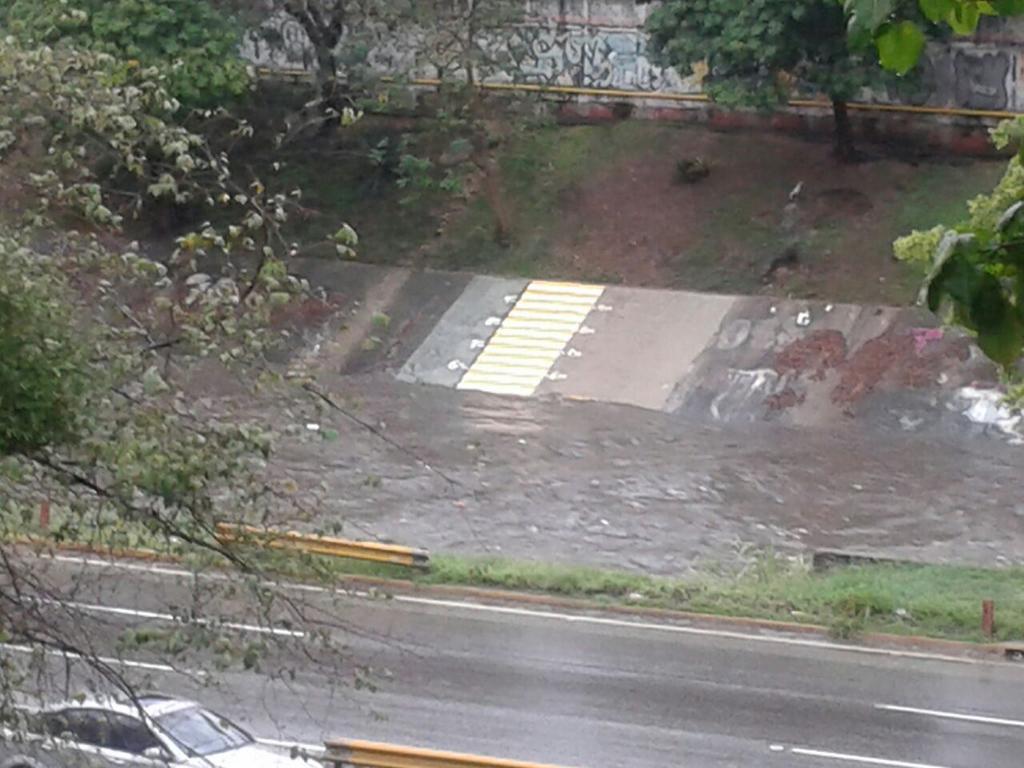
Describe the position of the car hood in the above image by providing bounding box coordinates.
[196,743,300,768]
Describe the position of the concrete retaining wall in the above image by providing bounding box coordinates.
[246,1,1024,150]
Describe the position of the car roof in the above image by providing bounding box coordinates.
[138,696,196,718]
[31,693,197,720]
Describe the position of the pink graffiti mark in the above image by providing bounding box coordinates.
[912,327,945,355]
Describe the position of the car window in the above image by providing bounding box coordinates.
[105,713,162,755]
[43,709,161,755]
[154,706,251,757]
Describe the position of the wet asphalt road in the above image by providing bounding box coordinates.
[9,554,1024,768]
[217,375,1024,574]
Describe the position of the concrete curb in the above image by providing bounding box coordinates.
[15,539,1018,662]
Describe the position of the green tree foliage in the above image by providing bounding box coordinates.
[843,0,1024,72]
[862,1,1024,374]
[0,0,250,107]
[0,241,89,454]
[895,120,1024,372]
[0,37,352,688]
[647,0,921,161]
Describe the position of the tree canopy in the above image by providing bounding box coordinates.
[894,121,1024,375]
[0,0,250,107]
[856,0,1024,377]
[0,34,355,696]
[647,0,919,161]
[843,0,1024,73]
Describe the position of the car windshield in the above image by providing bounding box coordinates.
[154,706,251,757]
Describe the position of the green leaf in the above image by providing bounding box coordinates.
[918,0,955,22]
[921,232,970,307]
[877,21,926,74]
[848,0,897,29]
[971,278,1024,367]
[948,1,982,32]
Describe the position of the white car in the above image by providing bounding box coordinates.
[0,695,303,768]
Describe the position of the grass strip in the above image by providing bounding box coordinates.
[10,515,1023,644]
[252,548,1024,644]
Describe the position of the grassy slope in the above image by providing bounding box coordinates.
[431,122,656,277]
[286,119,1003,304]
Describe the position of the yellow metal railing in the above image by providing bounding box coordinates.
[255,66,1024,121]
[215,523,429,569]
[323,739,577,768]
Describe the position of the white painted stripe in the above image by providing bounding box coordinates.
[0,643,191,675]
[876,703,1024,729]
[790,747,951,768]
[52,554,193,579]
[44,599,305,638]
[387,595,993,666]
[256,737,325,753]
[44,554,1003,667]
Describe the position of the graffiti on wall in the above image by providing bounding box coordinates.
[245,15,704,94]
[494,26,698,91]
[952,50,1011,110]
[245,10,1022,111]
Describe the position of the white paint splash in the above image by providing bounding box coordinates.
[710,368,781,420]
[957,387,1023,444]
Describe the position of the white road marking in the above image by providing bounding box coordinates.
[43,554,1004,666]
[389,595,989,666]
[790,747,950,768]
[256,737,325,754]
[53,554,192,579]
[0,643,194,675]
[876,703,1024,729]
[41,598,306,638]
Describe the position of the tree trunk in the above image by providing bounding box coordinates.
[831,99,857,163]
[314,47,339,106]
[284,2,344,109]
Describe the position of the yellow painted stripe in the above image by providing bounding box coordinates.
[463,363,552,377]
[527,281,605,296]
[470,358,556,371]
[488,329,579,342]
[475,348,565,361]
[483,345,569,357]
[458,279,603,397]
[460,376,543,389]
[503,307,594,319]
[499,319,583,333]
[514,295,600,308]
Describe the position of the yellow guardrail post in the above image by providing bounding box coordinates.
[215,524,429,569]
[322,739,578,768]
